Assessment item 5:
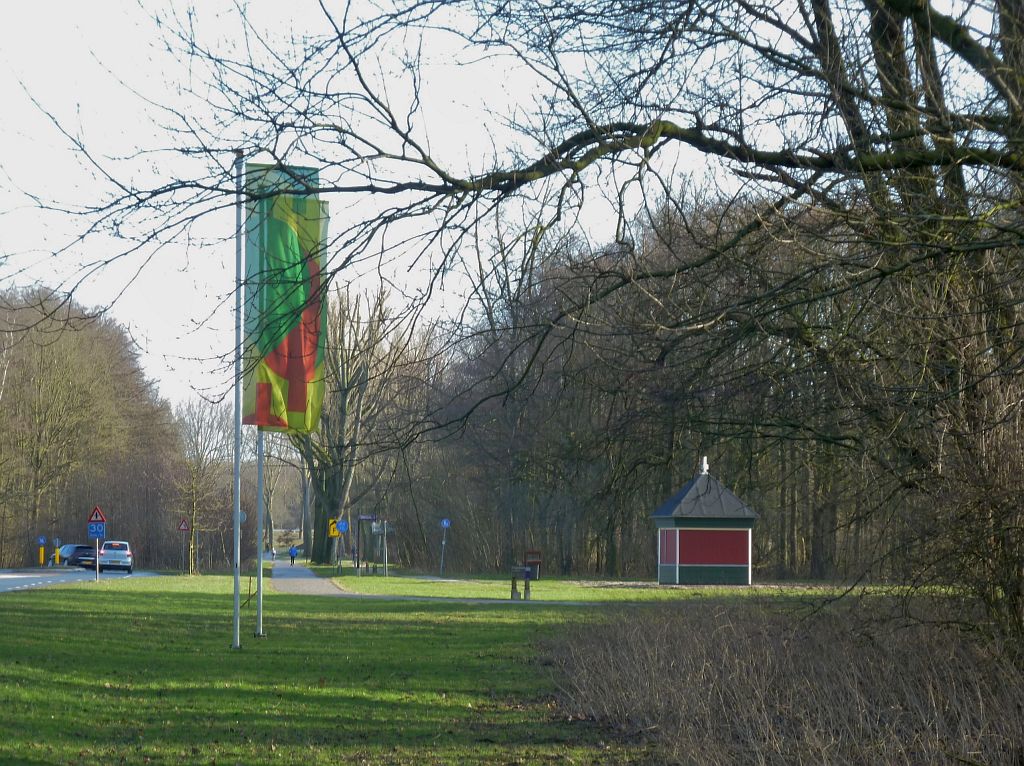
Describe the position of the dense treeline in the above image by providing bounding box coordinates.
[0,290,274,570]
[345,210,909,581]
[0,290,176,566]
[341,184,1022,642]
[252,0,1020,644]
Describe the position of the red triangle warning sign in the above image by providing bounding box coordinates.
[88,506,106,523]
[178,518,190,532]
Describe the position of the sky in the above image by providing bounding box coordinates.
[1,3,242,406]
[0,2,539,408]
[0,2,692,409]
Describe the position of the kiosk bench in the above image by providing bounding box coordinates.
[510,565,532,600]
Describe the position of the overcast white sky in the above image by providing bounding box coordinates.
[0,3,246,406]
[0,2,688,409]
[0,2,530,408]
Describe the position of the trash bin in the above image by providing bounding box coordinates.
[524,550,542,580]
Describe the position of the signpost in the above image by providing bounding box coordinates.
[328,518,342,575]
[336,519,349,576]
[355,514,376,575]
[178,518,190,573]
[440,518,451,577]
[37,535,46,567]
[87,506,106,581]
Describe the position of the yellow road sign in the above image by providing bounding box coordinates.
[328,518,340,538]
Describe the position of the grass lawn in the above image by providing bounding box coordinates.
[0,574,649,765]
[317,567,840,603]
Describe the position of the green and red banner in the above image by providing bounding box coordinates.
[242,164,328,432]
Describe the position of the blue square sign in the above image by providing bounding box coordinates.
[88,522,106,540]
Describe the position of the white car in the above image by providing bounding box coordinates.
[98,540,134,574]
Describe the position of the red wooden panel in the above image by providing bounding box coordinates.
[659,529,678,565]
[678,529,748,565]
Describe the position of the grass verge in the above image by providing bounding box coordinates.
[0,574,645,765]
[320,569,846,603]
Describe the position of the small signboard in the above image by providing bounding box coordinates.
[328,518,340,538]
[88,506,106,524]
[337,519,349,534]
[178,518,190,533]
[87,522,106,540]
[37,535,46,545]
[439,518,450,576]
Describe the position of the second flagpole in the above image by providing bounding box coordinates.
[232,149,243,650]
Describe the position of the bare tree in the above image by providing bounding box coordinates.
[175,399,232,573]
[291,288,405,563]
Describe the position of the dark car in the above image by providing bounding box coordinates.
[78,547,98,569]
[48,544,94,567]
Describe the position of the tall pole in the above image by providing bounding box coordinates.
[255,429,265,637]
[232,150,243,651]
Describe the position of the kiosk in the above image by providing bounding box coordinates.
[652,458,758,585]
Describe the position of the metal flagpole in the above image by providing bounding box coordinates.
[232,149,243,650]
[255,429,266,637]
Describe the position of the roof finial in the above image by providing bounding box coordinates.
[700,456,709,475]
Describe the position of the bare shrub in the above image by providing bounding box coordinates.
[546,602,1024,765]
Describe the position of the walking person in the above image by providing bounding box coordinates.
[289,545,298,566]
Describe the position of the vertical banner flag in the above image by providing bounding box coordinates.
[243,164,328,432]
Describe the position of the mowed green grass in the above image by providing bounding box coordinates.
[0,575,646,765]
[321,568,838,603]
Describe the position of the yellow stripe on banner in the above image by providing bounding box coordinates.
[290,361,325,432]
[243,360,327,433]
[294,197,324,257]
[271,195,302,240]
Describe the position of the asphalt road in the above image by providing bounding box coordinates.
[0,567,151,593]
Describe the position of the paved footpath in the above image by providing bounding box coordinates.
[269,560,469,601]
[268,559,587,606]
[269,559,356,596]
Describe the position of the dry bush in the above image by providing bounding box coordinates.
[546,602,1024,765]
